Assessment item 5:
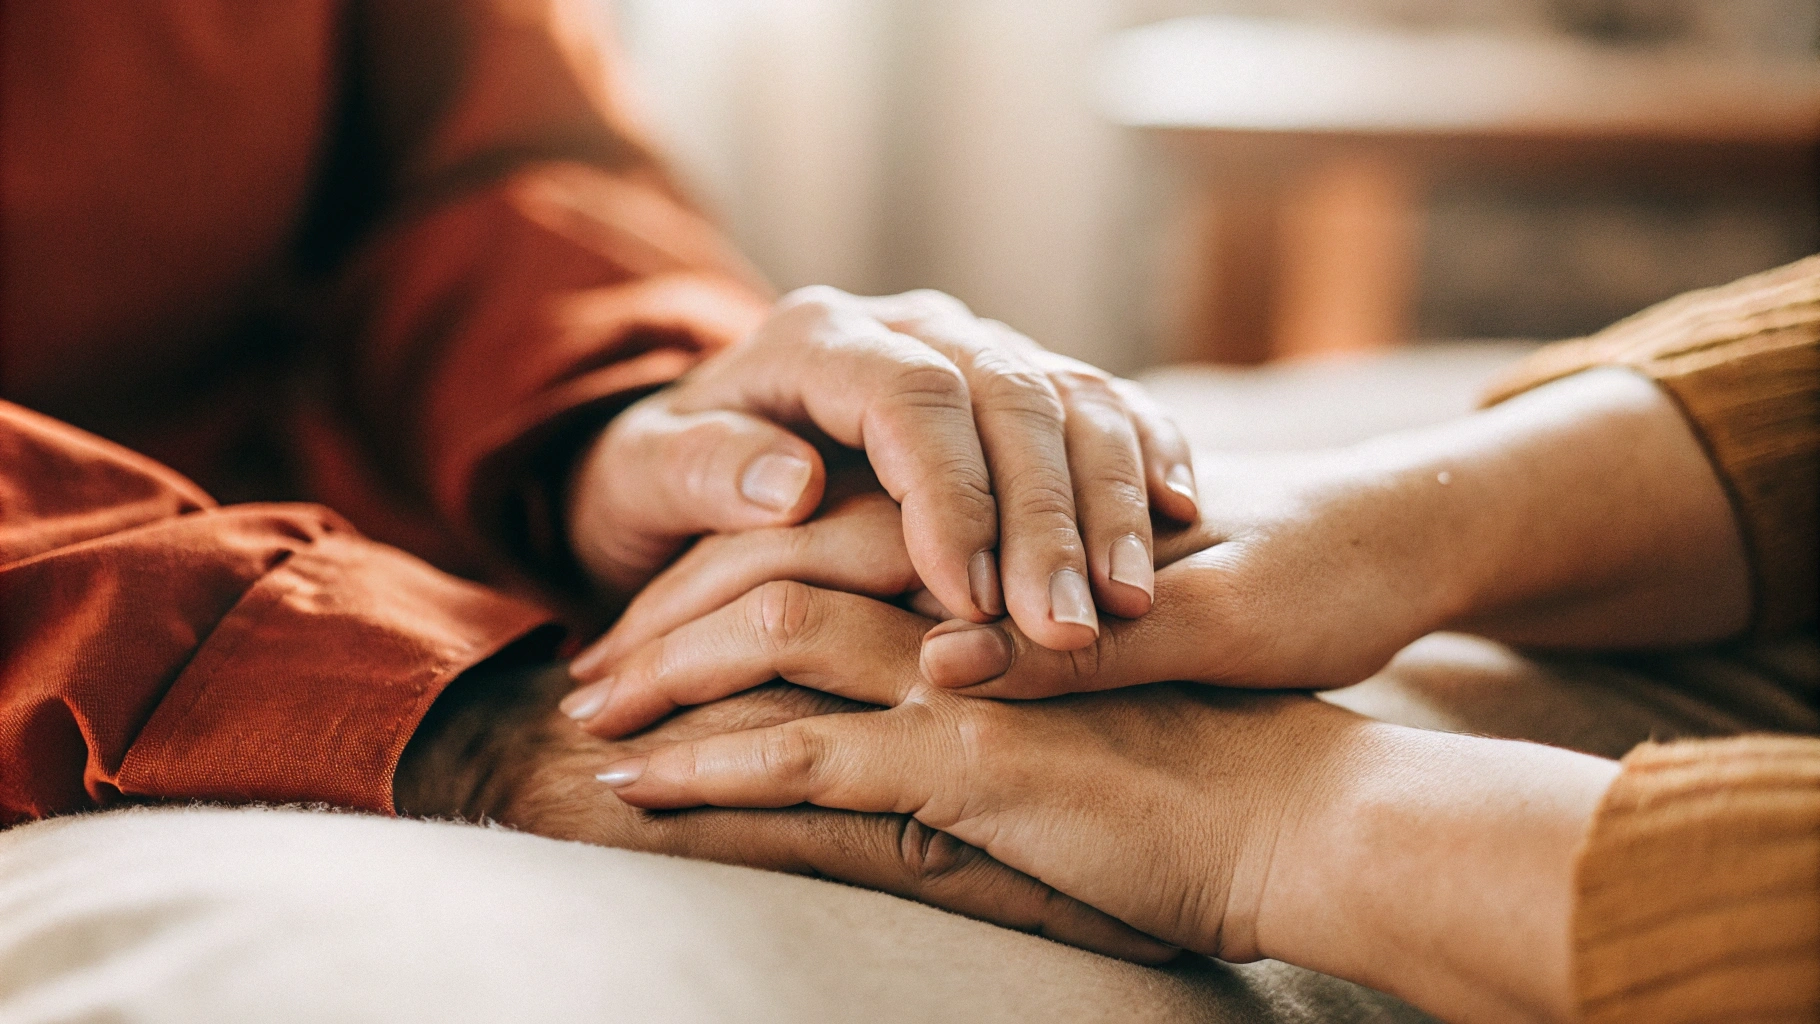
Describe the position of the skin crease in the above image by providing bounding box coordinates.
[562,286,1198,649]
[392,657,1173,964]
[567,367,1749,1024]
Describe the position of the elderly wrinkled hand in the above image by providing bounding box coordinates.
[559,444,1433,737]
[569,365,1755,734]
[564,287,1198,654]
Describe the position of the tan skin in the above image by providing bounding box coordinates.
[395,287,1199,964]
[570,368,1751,1024]
[564,286,1199,647]
[392,657,1172,963]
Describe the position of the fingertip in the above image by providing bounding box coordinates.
[1042,568,1100,650]
[1095,581,1153,621]
[597,756,646,789]
[1097,532,1154,619]
[967,550,1005,619]
[1121,937,1186,967]
[600,756,691,809]
[560,680,611,722]
[898,495,999,628]
[1157,463,1200,522]
[739,447,825,521]
[569,640,613,682]
[1029,621,1099,652]
[919,620,1013,688]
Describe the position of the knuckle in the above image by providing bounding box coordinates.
[1084,469,1147,513]
[893,289,973,325]
[768,519,816,565]
[894,817,977,885]
[757,726,821,786]
[976,367,1065,422]
[746,579,819,652]
[930,456,999,515]
[1107,374,1160,410]
[999,471,1079,526]
[901,288,969,312]
[1045,362,1116,397]
[885,358,971,408]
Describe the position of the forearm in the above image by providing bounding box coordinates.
[1351,367,1751,649]
[1261,721,1619,1023]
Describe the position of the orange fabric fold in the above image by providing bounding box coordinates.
[3,0,759,819]
[0,402,551,824]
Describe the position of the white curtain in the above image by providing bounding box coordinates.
[612,0,1151,372]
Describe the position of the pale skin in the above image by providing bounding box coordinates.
[569,368,1751,1024]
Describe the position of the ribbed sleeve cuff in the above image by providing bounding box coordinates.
[1573,736,1820,1024]
[116,527,553,815]
[1481,256,1820,633]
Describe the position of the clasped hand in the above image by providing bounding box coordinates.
[548,366,1747,1024]
[565,286,1198,652]
[558,453,1443,965]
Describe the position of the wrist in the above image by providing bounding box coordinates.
[1260,723,1617,1023]
[1392,368,1747,645]
[1296,440,1488,639]
[393,654,569,821]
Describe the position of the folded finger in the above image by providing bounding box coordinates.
[1051,373,1153,619]
[673,287,1000,624]
[919,563,1225,697]
[572,493,916,679]
[567,582,931,738]
[873,298,1098,652]
[1110,378,1198,523]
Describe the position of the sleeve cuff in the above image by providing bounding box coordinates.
[1480,256,1820,632]
[117,526,554,814]
[1573,736,1820,1024]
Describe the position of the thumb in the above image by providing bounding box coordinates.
[917,584,1215,699]
[570,401,826,595]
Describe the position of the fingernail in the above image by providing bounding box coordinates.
[1048,568,1098,632]
[597,758,646,788]
[740,453,813,512]
[1166,464,1198,511]
[1108,533,1153,599]
[570,645,610,680]
[561,681,611,721]
[921,622,1013,688]
[968,550,1004,618]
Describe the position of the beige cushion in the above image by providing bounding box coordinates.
[0,806,1421,1023]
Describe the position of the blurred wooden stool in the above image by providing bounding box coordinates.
[1101,17,1820,363]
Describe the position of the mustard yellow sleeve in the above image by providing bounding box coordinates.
[1482,256,1820,633]
[1573,736,1820,1023]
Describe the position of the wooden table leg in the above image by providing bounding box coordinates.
[1166,178,1282,365]
[1165,154,1422,365]
[1273,154,1421,359]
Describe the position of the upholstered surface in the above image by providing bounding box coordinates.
[0,807,1424,1024]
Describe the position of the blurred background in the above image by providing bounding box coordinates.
[609,0,1820,374]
